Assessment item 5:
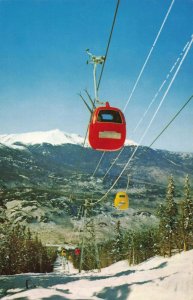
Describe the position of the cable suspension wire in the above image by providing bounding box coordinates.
[102,147,125,180]
[78,3,122,259]
[123,0,175,112]
[125,175,130,193]
[92,0,175,178]
[97,0,120,91]
[81,0,120,149]
[149,94,193,148]
[102,60,176,180]
[92,152,106,177]
[101,35,192,182]
[90,0,121,176]
[128,177,168,188]
[102,56,175,180]
[137,34,192,144]
[132,40,190,133]
[95,34,193,204]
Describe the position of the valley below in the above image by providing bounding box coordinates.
[0,138,193,244]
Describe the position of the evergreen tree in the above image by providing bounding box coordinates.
[179,175,193,251]
[125,227,159,265]
[157,175,178,257]
[98,239,114,268]
[111,220,124,262]
[138,227,160,261]
[0,222,57,275]
[78,218,100,271]
[126,230,134,266]
[98,225,159,268]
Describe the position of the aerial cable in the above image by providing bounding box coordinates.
[127,177,168,188]
[169,41,189,73]
[89,0,121,176]
[125,175,130,193]
[133,39,190,133]
[137,34,192,145]
[149,94,193,148]
[101,35,192,181]
[92,152,106,177]
[102,146,125,180]
[85,0,120,102]
[95,34,193,204]
[82,0,120,136]
[102,37,191,180]
[123,0,175,112]
[97,0,121,91]
[91,0,175,178]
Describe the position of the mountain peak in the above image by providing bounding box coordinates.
[0,129,136,148]
[0,129,84,147]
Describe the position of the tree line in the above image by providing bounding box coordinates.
[71,175,193,270]
[0,223,57,275]
[0,174,192,274]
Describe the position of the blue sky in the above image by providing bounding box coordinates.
[0,0,192,152]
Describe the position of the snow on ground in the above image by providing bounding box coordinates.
[0,250,193,300]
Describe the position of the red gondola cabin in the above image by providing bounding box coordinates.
[74,248,81,256]
[88,102,126,151]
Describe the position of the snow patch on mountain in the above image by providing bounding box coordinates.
[0,129,136,148]
[0,129,84,147]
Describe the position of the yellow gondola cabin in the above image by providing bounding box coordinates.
[114,192,129,210]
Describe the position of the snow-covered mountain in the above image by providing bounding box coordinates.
[0,129,136,148]
[0,129,84,147]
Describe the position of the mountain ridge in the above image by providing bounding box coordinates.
[0,129,137,148]
[0,141,192,192]
[0,138,193,243]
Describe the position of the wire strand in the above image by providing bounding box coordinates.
[133,40,190,133]
[97,0,121,91]
[101,35,193,185]
[92,152,106,177]
[92,0,175,179]
[149,94,193,148]
[90,0,121,177]
[123,0,175,112]
[95,35,193,204]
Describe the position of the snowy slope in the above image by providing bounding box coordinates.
[0,249,193,300]
[0,129,136,148]
[0,129,84,147]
